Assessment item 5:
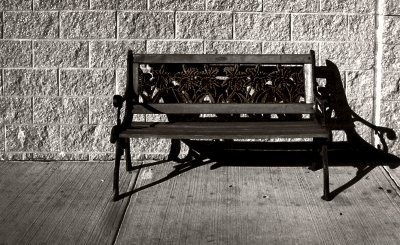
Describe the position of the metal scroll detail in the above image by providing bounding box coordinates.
[138,64,305,104]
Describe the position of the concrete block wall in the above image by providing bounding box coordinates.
[0,0,398,160]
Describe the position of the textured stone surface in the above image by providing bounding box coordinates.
[381,101,400,128]
[90,41,145,68]
[0,126,4,152]
[89,97,114,124]
[90,153,115,161]
[60,69,115,96]
[320,42,375,70]
[205,41,262,54]
[33,0,88,10]
[207,0,261,11]
[349,15,375,42]
[117,0,147,10]
[382,72,400,101]
[147,40,203,54]
[234,13,289,40]
[262,42,318,55]
[320,0,375,13]
[346,70,375,100]
[0,0,31,10]
[385,0,400,15]
[33,97,62,123]
[4,69,58,96]
[131,138,171,155]
[151,0,205,10]
[0,97,32,124]
[33,97,89,124]
[292,14,347,41]
[61,11,115,39]
[386,139,400,156]
[25,153,89,161]
[34,41,89,68]
[6,125,60,152]
[347,97,374,142]
[382,45,400,71]
[0,41,32,67]
[384,16,400,45]
[119,12,174,39]
[61,125,113,152]
[4,12,58,39]
[90,0,117,9]
[263,0,319,12]
[177,12,232,39]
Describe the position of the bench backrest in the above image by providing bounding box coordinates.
[125,51,316,116]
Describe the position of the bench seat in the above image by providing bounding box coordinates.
[120,121,329,139]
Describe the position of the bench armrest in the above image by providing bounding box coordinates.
[110,95,126,144]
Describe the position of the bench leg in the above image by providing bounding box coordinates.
[113,139,124,201]
[320,141,330,201]
[125,138,133,171]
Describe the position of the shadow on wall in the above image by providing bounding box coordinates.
[116,60,399,201]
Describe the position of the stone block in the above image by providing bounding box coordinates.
[384,16,400,45]
[234,13,289,40]
[61,11,115,39]
[177,12,232,39]
[90,41,145,68]
[90,0,117,9]
[147,40,204,54]
[347,97,374,142]
[262,42,318,55]
[33,97,89,124]
[320,42,375,70]
[205,41,261,54]
[4,69,58,96]
[119,12,174,39]
[4,12,58,39]
[60,69,115,96]
[131,138,171,155]
[383,45,400,71]
[207,0,261,11]
[89,97,114,124]
[292,14,348,41]
[0,97,32,124]
[33,97,62,123]
[33,0,88,10]
[381,101,400,128]
[386,139,400,156]
[34,41,89,68]
[382,72,400,101]
[263,0,319,12]
[6,125,60,152]
[320,0,375,13]
[385,0,400,15]
[346,70,375,100]
[25,152,89,161]
[90,153,115,161]
[349,15,375,43]
[151,0,205,10]
[117,0,147,10]
[0,41,32,67]
[1,0,31,10]
[61,125,113,152]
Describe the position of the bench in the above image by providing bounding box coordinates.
[110,50,331,201]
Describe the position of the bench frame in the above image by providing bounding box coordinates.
[111,50,331,201]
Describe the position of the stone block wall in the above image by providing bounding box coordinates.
[0,0,398,160]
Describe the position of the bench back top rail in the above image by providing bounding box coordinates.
[125,51,316,116]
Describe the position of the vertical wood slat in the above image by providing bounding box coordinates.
[304,51,316,104]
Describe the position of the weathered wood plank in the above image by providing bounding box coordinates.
[116,157,400,245]
[132,103,315,114]
[133,54,313,64]
[0,161,138,245]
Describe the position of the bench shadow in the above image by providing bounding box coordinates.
[117,60,399,201]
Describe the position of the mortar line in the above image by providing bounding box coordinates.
[374,0,384,148]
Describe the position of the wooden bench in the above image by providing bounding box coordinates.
[110,50,331,201]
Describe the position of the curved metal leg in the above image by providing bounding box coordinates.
[113,139,124,201]
[320,141,330,201]
[125,138,133,171]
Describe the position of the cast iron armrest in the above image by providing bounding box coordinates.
[110,95,126,144]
